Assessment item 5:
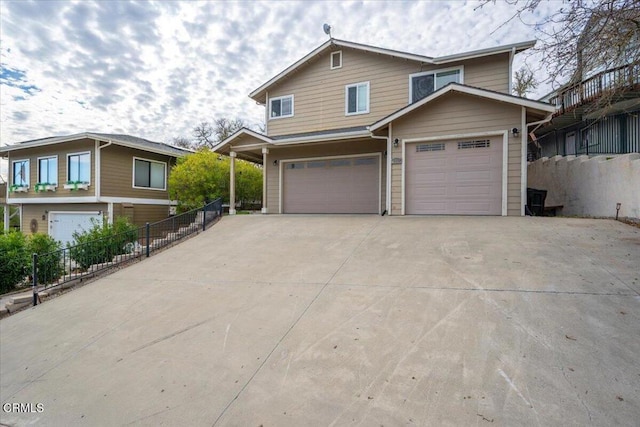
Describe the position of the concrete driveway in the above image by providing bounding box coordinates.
[1,216,639,426]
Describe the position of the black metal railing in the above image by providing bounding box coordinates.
[549,63,640,114]
[30,198,223,302]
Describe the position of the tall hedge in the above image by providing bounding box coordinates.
[0,231,29,293]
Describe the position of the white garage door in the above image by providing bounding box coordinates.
[283,155,380,214]
[406,137,502,215]
[49,212,103,246]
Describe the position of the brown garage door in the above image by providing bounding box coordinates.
[283,156,379,214]
[406,137,502,215]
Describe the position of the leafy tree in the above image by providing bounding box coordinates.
[168,149,262,211]
[236,161,263,208]
[513,66,538,97]
[169,149,230,211]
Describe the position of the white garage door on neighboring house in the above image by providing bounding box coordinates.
[406,137,503,215]
[49,212,103,246]
[283,155,380,214]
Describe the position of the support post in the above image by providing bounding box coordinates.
[145,222,150,258]
[3,203,9,231]
[261,147,269,214]
[32,253,38,306]
[229,151,237,215]
[202,202,207,231]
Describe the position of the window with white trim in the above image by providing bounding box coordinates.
[12,159,29,186]
[345,81,369,115]
[331,51,342,69]
[133,158,166,190]
[38,156,58,184]
[270,95,294,119]
[67,152,91,183]
[410,68,462,103]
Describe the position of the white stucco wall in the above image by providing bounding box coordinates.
[528,154,640,220]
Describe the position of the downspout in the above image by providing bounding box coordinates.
[508,46,516,95]
[96,140,113,223]
[369,127,390,215]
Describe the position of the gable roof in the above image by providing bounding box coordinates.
[0,132,192,157]
[369,83,557,132]
[249,38,536,103]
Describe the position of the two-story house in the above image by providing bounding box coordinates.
[533,9,640,159]
[0,133,190,244]
[213,38,555,216]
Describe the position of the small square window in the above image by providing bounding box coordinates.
[331,51,342,69]
[345,81,369,115]
[270,95,294,119]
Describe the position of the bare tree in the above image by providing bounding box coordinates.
[478,0,640,95]
[171,136,194,150]
[512,66,538,97]
[192,121,215,148]
[191,118,247,149]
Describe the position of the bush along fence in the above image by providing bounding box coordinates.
[29,198,223,306]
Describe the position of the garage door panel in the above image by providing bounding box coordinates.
[283,155,379,214]
[406,137,502,215]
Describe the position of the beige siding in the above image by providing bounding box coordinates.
[0,183,6,204]
[464,54,510,93]
[22,202,169,236]
[22,203,107,236]
[390,93,523,216]
[266,48,511,137]
[265,138,386,214]
[101,145,176,199]
[132,204,170,226]
[6,139,96,200]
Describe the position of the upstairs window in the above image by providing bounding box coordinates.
[133,158,166,190]
[12,159,29,186]
[331,51,342,69]
[410,68,462,103]
[345,81,369,115]
[38,156,58,184]
[67,152,91,183]
[270,95,294,119]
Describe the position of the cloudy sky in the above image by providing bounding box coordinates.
[0,0,564,158]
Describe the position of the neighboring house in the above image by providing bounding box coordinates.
[0,133,191,244]
[213,38,555,216]
[532,9,640,159]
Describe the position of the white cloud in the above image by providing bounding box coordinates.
[0,0,563,146]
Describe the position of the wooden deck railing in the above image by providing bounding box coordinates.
[549,63,640,114]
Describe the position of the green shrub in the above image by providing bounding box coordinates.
[69,217,139,270]
[0,231,29,293]
[28,233,63,285]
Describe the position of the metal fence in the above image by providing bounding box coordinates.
[549,63,640,113]
[30,198,223,305]
[535,111,640,159]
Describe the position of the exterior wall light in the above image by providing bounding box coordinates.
[394,138,399,148]
[512,128,520,137]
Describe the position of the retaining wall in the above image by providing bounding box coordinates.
[527,153,640,220]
